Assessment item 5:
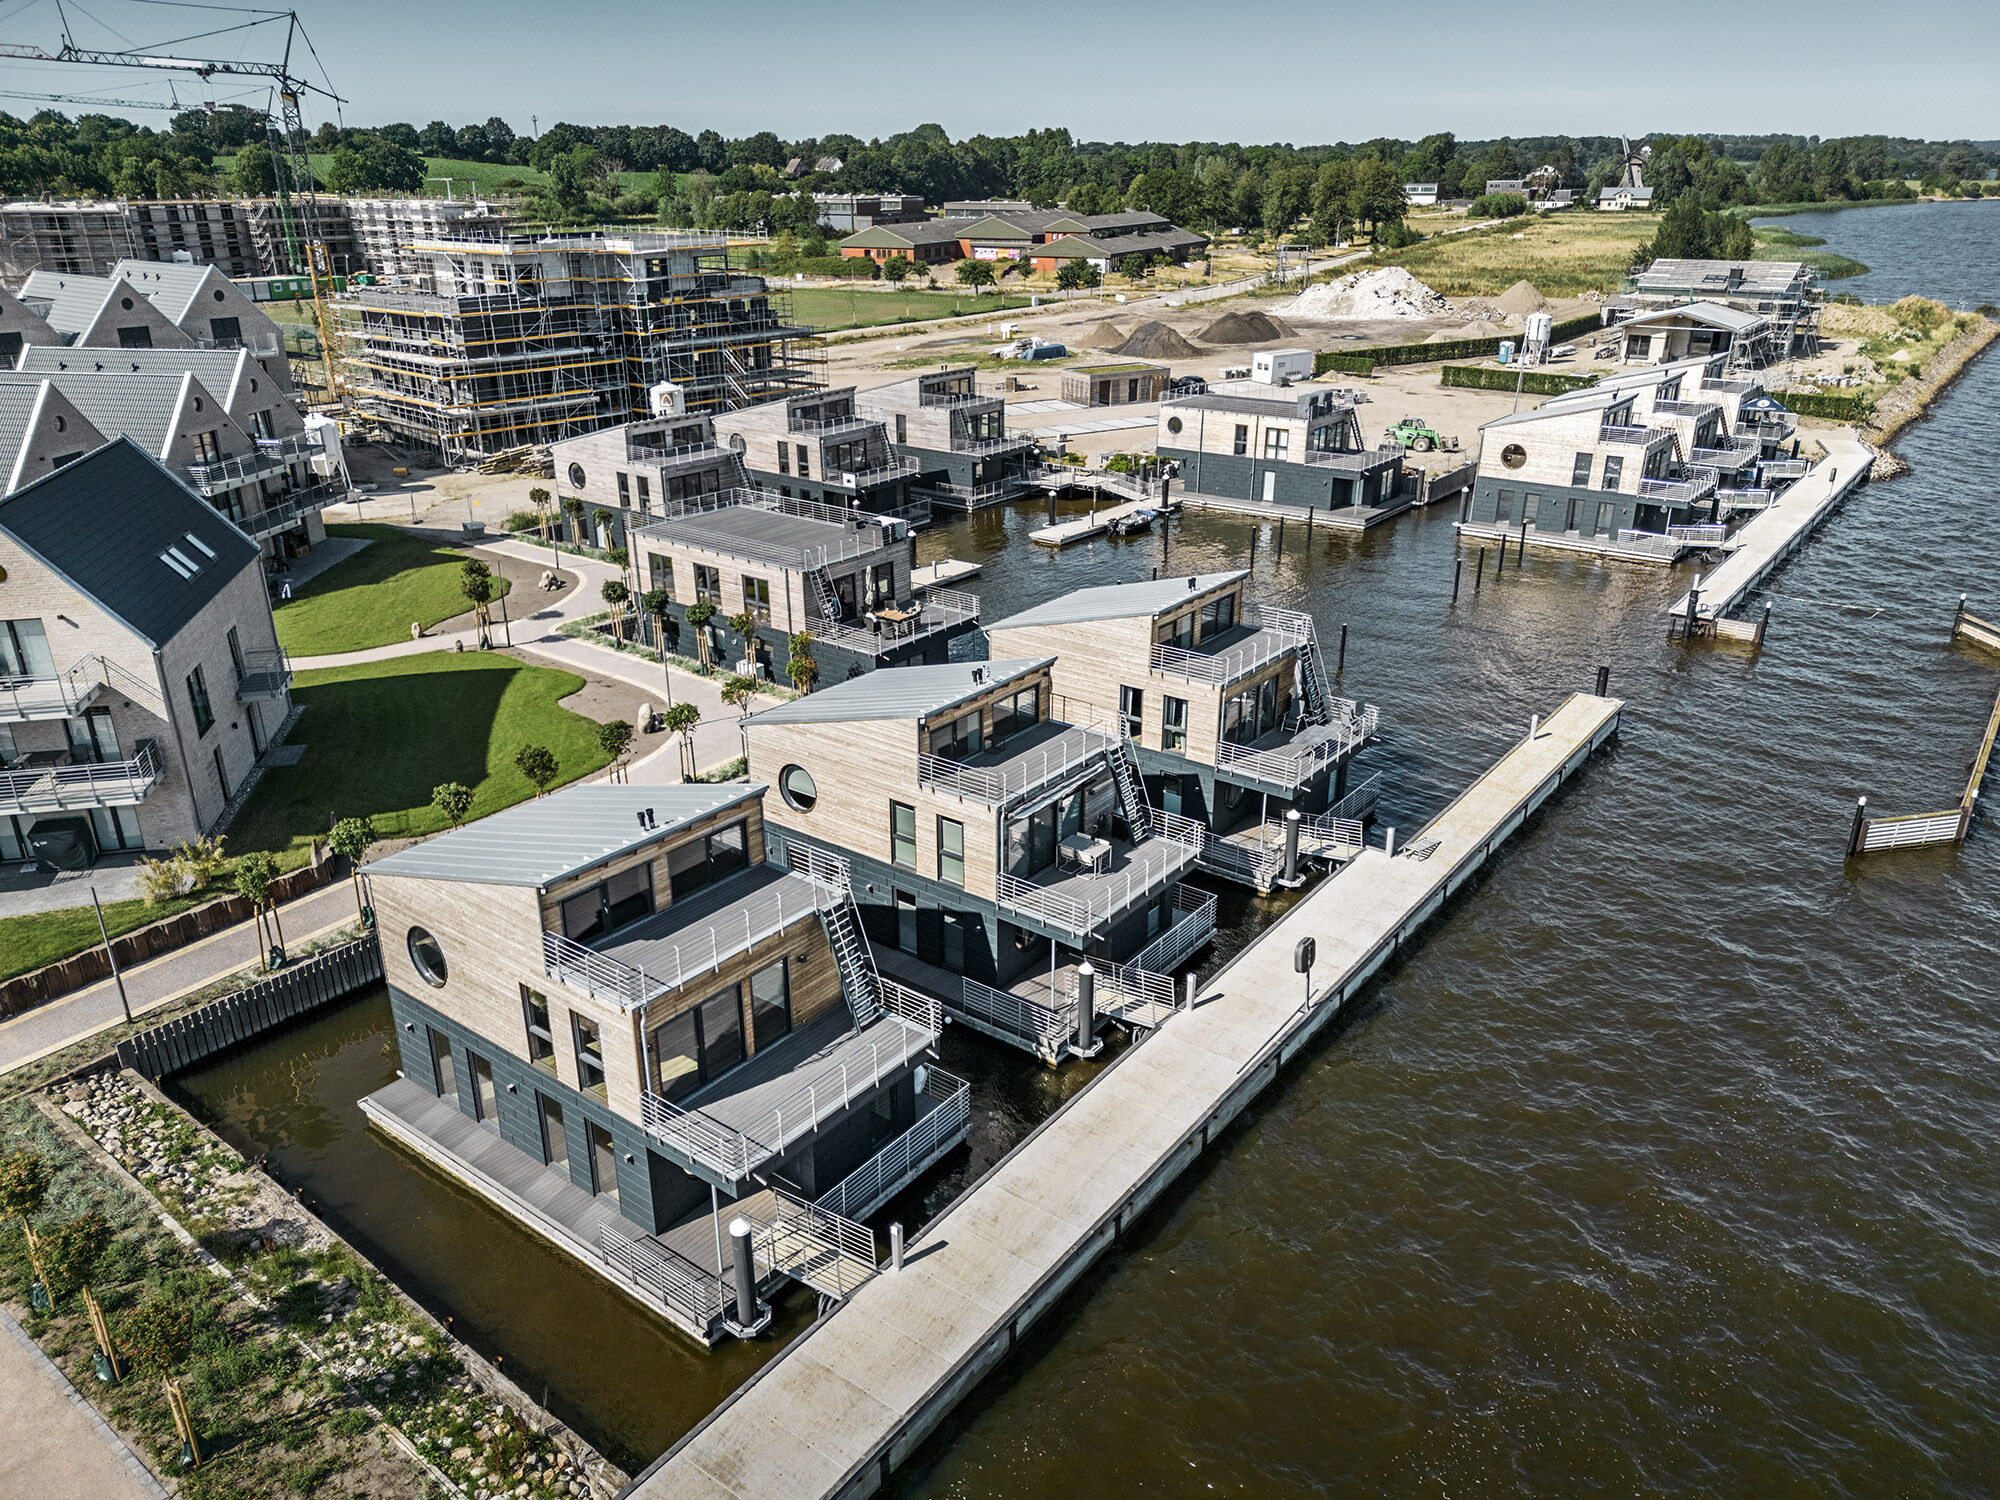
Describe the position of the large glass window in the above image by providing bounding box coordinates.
[1120,685,1144,740]
[186,664,214,736]
[1163,696,1189,752]
[522,986,556,1070]
[890,801,917,868]
[749,960,792,1050]
[469,1054,498,1129]
[648,555,674,599]
[743,575,771,618]
[1232,424,1249,456]
[1263,428,1289,460]
[668,820,749,901]
[0,619,55,679]
[1198,593,1236,637]
[650,983,747,1101]
[1571,452,1594,487]
[1157,612,1195,650]
[930,710,983,761]
[587,1121,618,1200]
[427,1026,456,1100]
[693,563,721,601]
[559,862,655,943]
[1601,455,1624,490]
[537,1094,568,1167]
[992,685,1040,743]
[573,1014,606,1098]
[937,817,965,886]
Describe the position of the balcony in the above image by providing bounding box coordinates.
[1151,619,1301,688]
[1689,436,1761,472]
[918,720,1114,807]
[1597,423,1669,446]
[949,431,1034,457]
[1701,376,1758,395]
[542,865,838,1011]
[1651,398,1723,420]
[812,585,980,653]
[995,810,1204,942]
[245,482,344,541]
[813,1065,970,1221]
[1214,708,1376,793]
[0,656,113,722]
[918,387,991,408]
[627,438,734,470]
[788,409,879,437]
[636,995,941,1186]
[833,454,921,490]
[1299,444,1404,471]
[1637,472,1718,506]
[919,477,1026,509]
[0,739,163,817]
[183,430,325,496]
[234,649,292,703]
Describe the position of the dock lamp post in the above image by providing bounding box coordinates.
[1294,936,1316,1012]
[1070,962,1103,1059]
[1280,809,1304,888]
[723,1217,771,1339]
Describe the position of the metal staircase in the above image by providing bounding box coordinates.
[1295,617,1335,726]
[790,845,882,1026]
[1107,736,1153,839]
[806,563,842,627]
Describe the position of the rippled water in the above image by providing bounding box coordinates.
[175,204,2000,1489]
[894,202,2000,1497]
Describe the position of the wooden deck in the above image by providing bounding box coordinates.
[1179,487,1413,531]
[629,691,1623,1499]
[1029,495,1160,548]
[910,559,982,590]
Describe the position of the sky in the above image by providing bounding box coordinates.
[0,0,1994,144]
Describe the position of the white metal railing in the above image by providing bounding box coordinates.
[0,649,146,721]
[596,1223,723,1326]
[808,586,980,649]
[814,1067,969,1221]
[1614,529,1693,555]
[233,648,292,701]
[1702,376,1758,395]
[1716,487,1775,508]
[1215,721,1363,789]
[0,738,162,815]
[183,430,324,493]
[1300,445,1403,469]
[1691,437,1761,466]
[1069,956,1175,1027]
[1327,770,1384,822]
[1667,523,1727,545]
[789,408,881,436]
[541,877,839,1010]
[997,817,1202,940]
[874,976,944,1035]
[921,479,1019,508]
[1651,398,1722,419]
[953,975,1073,1057]
[1638,473,1717,504]
[1150,618,1304,686]
[247,482,344,539]
[837,455,922,489]
[628,438,730,466]
[1198,830,1285,886]
[745,1186,877,1300]
[1762,458,1810,479]
[1598,423,1665,445]
[919,388,989,408]
[1133,886,1217,975]
[950,431,1034,455]
[918,724,1114,805]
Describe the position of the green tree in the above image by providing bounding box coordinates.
[727,609,758,666]
[684,599,717,671]
[228,141,278,197]
[1055,259,1101,292]
[234,850,284,969]
[721,675,757,717]
[0,1151,51,1229]
[661,702,702,780]
[787,630,820,694]
[602,578,630,640]
[597,719,633,780]
[460,558,497,647]
[560,494,586,542]
[954,257,996,289]
[514,744,559,797]
[119,1293,194,1373]
[38,1213,111,1307]
[431,781,474,828]
[527,486,554,543]
[882,255,913,283]
[640,587,673,659]
[327,816,376,926]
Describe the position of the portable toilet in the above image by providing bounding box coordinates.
[1498,341,1514,365]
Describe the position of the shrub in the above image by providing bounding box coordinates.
[430,781,473,827]
[120,1292,196,1372]
[504,509,541,532]
[1467,192,1529,218]
[1374,221,1423,249]
[1442,365,1600,395]
[514,744,559,795]
[597,719,633,763]
[720,675,757,715]
[882,256,912,283]
[38,1212,112,1302]
[0,1150,51,1223]
[1318,353,1374,376]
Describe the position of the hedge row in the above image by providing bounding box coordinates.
[1319,354,1375,375]
[1775,391,1875,421]
[1313,312,1604,375]
[1441,365,1601,395]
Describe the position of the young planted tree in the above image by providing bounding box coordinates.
[883,256,912,283]
[598,718,634,781]
[590,506,615,550]
[661,701,702,780]
[234,850,284,969]
[515,743,560,797]
[602,579,630,641]
[641,586,673,658]
[119,1293,195,1374]
[787,630,820,694]
[327,816,376,927]
[431,780,474,829]
[560,494,586,543]
[684,599,717,672]
[460,558,497,648]
[0,1151,51,1302]
[528,486,553,541]
[721,674,757,717]
[38,1212,111,1310]
[727,608,758,670]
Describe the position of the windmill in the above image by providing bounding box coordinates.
[1618,137,1649,190]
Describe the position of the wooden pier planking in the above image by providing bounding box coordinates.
[626,691,1623,1500]
[1667,431,1874,625]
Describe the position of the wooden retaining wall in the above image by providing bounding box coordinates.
[0,847,340,1020]
[114,935,383,1080]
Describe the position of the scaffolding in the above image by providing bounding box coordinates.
[338,231,825,460]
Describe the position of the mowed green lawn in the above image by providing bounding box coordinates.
[228,651,609,866]
[274,524,511,655]
[0,888,219,984]
[789,286,1037,331]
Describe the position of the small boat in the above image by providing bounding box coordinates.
[1108,508,1156,537]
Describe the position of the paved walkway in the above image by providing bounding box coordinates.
[0,882,353,1076]
[0,1306,169,1499]
[633,693,1625,1499]
[291,537,765,777]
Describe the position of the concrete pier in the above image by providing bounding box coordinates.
[624,691,1623,1500]
[1667,430,1873,628]
[909,559,981,591]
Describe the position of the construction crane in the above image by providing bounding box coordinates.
[0,87,178,110]
[0,6,348,401]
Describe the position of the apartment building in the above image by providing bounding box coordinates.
[986,573,1378,891]
[343,198,512,279]
[0,352,337,557]
[742,659,1216,1062]
[628,490,980,681]
[123,199,363,280]
[341,232,821,459]
[810,194,926,235]
[869,366,1036,509]
[0,438,292,866]
[1457,355,1800,562]
[1610,258,1820,357]
[17,259,292,375]
[1155,381,1404,512]
[0,201,129,280]
[709,388,921,519]
[1613,301,1776,368]
[358,782,963,1343]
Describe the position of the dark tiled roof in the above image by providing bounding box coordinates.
[0,435,258,647]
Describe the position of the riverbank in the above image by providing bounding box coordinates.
[1865,313,2000,455]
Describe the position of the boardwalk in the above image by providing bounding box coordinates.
[625,691,1623,1500]
[1668,430,1874,624]
[1028,495,1162,547]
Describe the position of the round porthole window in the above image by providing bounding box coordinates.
[120,296,135,310]
[1501,443,1528,469]
[728,432,746,455]
[567,461,586,489]
[193,397,203,412]
[1166,415,1184,434]
[779,764,818,811]
[407,926,448,987]
[53,414,65,432]
[213,288,226,301]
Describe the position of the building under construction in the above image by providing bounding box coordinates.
[338,231,823,459]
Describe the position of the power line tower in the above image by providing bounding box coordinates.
[1,6,348,400]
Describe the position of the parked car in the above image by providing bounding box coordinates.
[1168,375,1209,397]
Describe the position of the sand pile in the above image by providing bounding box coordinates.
[1196,309,1294,344]
[1282,267,1451,321]
[1112,320,1204,359]
[1074,319,1130,349]
[1494,280,1547,315]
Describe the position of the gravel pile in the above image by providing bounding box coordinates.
[1196,309,1293,344]
[1494,280,1548,315]
[1282,267,1452,321]
[1112,320,1203,359]
[1073,319,1131,349]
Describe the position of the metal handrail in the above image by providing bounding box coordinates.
[1150,625,1300,686]
[233,647,292,701]
[1668,523,1727,544]
[1690,437,1761,466]
[0,738,162,814]
[628,438,730,466]
[1327,770,1385,822]
[247,482,344,539]
[954,975,1073,1057]
[1215,722,1361,789]
[917,725,1116,806]
[184,430,324,492]
[744,1186,877,1299]
[788,409,881,436]
[1132,886,1217,975]
[1299,444,1403,468]
[919,388,989,407]
[813,1067,968,1221]
[837,455,921,488]
[950,432,1033,455]
[1637,473,1717,504]
[1598,423,1667,445]
[597,1223,723,1325]
[995,826,1201,941]
[1651,398,1722,419]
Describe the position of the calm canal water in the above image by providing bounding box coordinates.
[176,201,2000,1491]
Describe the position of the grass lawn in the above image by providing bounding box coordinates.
[790,286,1038,330]
[228,651,610,865]
[274,523,511,655]
[0,886,226,985]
